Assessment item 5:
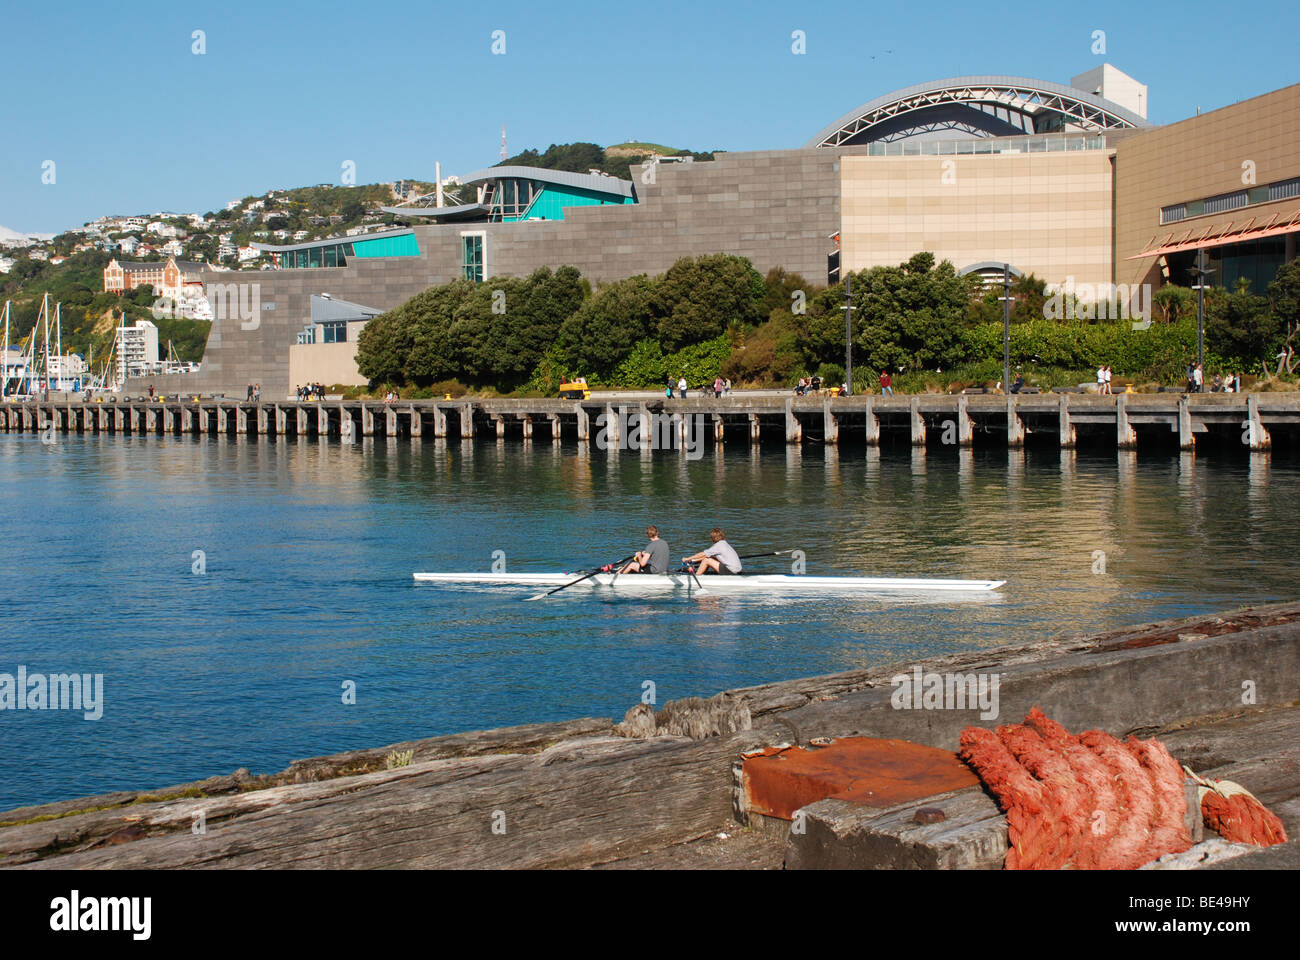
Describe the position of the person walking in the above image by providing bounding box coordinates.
[1104,365,1113,395]
[677,376,688,399]
[1193,363,1204,393]
[879,370,893,396]
[713,376,724,399]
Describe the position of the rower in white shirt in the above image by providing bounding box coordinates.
[683,528,743,575]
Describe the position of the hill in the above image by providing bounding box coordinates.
[498,141,719,181]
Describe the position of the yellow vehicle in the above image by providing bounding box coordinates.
[558,378,590,400]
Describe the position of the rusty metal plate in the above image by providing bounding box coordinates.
[743,736,979,820]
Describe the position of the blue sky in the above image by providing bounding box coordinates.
[2,0,1296,234]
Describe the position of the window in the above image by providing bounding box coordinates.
[321,320,347,343]
[461,233,484,283]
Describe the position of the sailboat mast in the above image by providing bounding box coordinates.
[1,301,9,396]
[42,293,51,389]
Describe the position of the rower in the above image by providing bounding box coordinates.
[683,528,742,575]
[620,525,669,575]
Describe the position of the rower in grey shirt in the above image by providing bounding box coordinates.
[685,527,742,574]
[620,525,669,574]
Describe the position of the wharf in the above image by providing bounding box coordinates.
[2,392,1298,452]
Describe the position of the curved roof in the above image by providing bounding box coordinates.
[460,165,636,199]
[805,75,1152,148]
[380,201,490,221]
[251,227,414,253]
[959,261,1024,278]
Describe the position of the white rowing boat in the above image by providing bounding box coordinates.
[412,572,1005,594]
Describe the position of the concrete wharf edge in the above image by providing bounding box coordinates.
[2,392,1298,452]
[2,600,1298,869]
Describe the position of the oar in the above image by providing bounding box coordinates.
[679,561,708,595]
[525,554,636,602]
[737,549,797,561]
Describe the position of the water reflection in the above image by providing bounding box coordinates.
[1,434,1298,811]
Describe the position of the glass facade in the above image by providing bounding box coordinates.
[282,243,354,268]
[1167,238,1287,297]
[462,234,484,283]
[274,233,421,268]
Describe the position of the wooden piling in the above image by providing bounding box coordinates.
[909,397,926,446]
[956,395,973,446]
[1058,394,1076,449]
[1116,395,1137,449]
[1246,394,1272,450]
[822,397,838,444]
[1006,397,1025,446]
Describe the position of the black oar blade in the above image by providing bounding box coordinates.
[524,554,637,602]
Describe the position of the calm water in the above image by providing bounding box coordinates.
[2,432,1298,811]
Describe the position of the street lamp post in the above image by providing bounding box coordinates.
[843,274,856,395]
[998,263,1013,392]
[1190,248,1212,388]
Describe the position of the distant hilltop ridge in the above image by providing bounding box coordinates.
[0,225,55,246]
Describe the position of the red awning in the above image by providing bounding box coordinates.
[1126,209,1300,260]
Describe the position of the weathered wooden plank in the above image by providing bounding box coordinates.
[18,735,740,870]
[784,788,1008,870]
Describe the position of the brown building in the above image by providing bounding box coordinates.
[1115,83,1300,293]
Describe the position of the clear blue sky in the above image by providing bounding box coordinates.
[3,0,1296,235]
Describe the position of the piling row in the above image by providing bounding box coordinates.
[1,393,1295,452]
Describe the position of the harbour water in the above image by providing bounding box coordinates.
[2,433,1298,811]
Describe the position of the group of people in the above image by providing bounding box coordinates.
[617,526,743,576]
[382,388,402,403]
[793,376,823,396]
[667,375,730,399]
[245,383,262,402]
[1095,366,1115,394]
[296,383,325,401]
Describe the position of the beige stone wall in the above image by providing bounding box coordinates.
[840,151,1115,288]
[1114,83,1300,289]
[288,342,367,390]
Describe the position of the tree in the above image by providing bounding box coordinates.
[1266,259,1300,375]
[850,255,975,373]
[559,274,656,376]
[1204,281,1274,370]
[1152,284,1195,324]
[356,305,414,384]
[652,254,764,351]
